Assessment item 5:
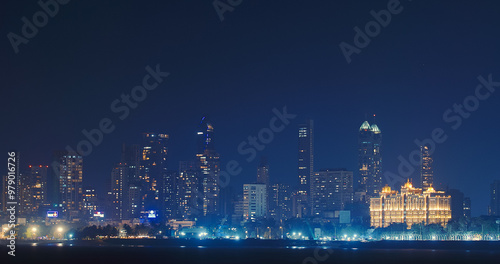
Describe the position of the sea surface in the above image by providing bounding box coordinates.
[1,239,500,263]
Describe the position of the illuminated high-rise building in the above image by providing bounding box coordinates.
[18,171,32,216]
[56,151,83,217]
[358,119,382,198]
[177,161,202,219]
[420,145,433,191]
[243,183,267,221]
[140,133,170,219]
[370,181,451,228]
[83,186,98,216]
[30,165,48,213]
[111,163,129,220]
[311,169,353,217]
[196,117,220,216]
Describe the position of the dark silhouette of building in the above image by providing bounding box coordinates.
[196,117,220,216]
[111,163,129,220]
[297,120,313,216]
[256,157,269,186]
[448,189,465,221]
[358,119,382,198]
[269,183,292,222]
[463,196,471,221]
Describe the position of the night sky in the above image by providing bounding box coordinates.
[2,0,500,217]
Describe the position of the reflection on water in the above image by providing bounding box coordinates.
[9,240,500,264]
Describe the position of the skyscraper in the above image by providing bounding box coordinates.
[490,180,500,216]
[298,120,314,194]
[256,157,270,218]
[128,183,142,219]
[121,143,141,183]
[448,188,465,221]
[56,151,83,218]
[268,183,292,222]
[141,133,169,219]
[111,163,129,220]
[358,119,382,198]
[420,145,433,191]
[30,165,48,214]
[18,170,32,216]
[83,186,98,217]
[177,161,202,219]
[243,183,267,221]
[196,117,220,216]
[311,169,353,217]
[296,120,313,217]
[463,196,471,221]
[120,143,142,219]
[256,157,269,186]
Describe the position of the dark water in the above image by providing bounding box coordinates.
[2,240,500,263]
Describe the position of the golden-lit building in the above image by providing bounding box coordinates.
[370,180,451,228]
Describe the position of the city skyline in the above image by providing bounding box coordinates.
[2,113,498,218]
[2,0,500,225]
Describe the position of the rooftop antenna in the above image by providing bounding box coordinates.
[373,114,376,124]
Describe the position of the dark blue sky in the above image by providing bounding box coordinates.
[2,0,500,216]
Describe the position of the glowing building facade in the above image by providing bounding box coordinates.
[370,181,451,228]
[57,151,83,217]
